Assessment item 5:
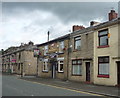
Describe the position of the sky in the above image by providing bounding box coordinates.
[1,2,119,50]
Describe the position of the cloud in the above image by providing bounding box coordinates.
[1,2,118,50]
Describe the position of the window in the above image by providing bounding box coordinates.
[72,59,82,75]
[98,29,109,46]
[98,56,109,77]
[44,45,48,55]
[74,36,81,50]
[59,41,64,53]
[58,60,64,72]
[43,61,48,71]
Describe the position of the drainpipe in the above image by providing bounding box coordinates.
[66,34,71,81]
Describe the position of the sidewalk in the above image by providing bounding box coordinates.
[20,76,120,97]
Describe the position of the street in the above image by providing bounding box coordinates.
[2,75,101,96]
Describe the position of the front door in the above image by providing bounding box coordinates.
[117,62,120,85]
[86,62,90,82]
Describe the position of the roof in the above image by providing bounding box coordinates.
[37,34,70,47]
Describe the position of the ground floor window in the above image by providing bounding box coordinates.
[98,56,109,77]
[72,59,82,75]
[43,61,48,72]
[58,60,64,72]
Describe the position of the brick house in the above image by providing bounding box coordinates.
[93,10,120,86]
[2,42,37,76]
[37,34,70,80]
[68,25,94,83]
[68,10,120,86]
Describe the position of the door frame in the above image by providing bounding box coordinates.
[116,61,120,85]
[85,62,91,82]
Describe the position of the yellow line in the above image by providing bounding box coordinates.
[20,79,103,96]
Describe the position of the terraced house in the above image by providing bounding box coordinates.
[68,25,94,83]
[2,41,37,76]
[2,10,120,86]
[68,10,120,86]
[37,34,70,80]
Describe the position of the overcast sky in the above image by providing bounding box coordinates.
[1,2,118,50]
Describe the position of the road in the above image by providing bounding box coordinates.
[2,75,101,96]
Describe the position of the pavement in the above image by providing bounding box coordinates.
[17,75,120,98]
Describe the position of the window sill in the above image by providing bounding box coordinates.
[97,75,109,78]
[72,74,82,76]
[58,71,64,73]
[97,45,109,48]
[73,49,81,52]
[42,71,48,73]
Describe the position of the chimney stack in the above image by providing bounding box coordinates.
[90,21,100,26]
[109,10,118,21]
[73,25,85,32]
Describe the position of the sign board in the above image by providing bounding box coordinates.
[34,49,40,57]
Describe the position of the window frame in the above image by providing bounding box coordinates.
[72,59,82,76]
[44,45,48,55]
[59,41,64,53]
[43,61,48,72]
[74,36,81,50]
[98,29,109,47]
[58,60,64,73]
[98,56,109,78]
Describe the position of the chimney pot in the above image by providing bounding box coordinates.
[109,10,118,21]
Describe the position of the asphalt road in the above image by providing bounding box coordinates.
[2,75,101,96]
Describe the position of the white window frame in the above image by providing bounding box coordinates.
[58,58,64,72]
[43,61,48,72]
[59,41,64,53]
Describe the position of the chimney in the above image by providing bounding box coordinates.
[109,10,118,21]
[73,25,85,32]
[90,21,100,26]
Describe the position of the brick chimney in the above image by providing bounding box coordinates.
[109,10,118,21]
[90,21,100,26]
[73,25,85,32]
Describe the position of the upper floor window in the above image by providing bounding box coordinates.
[59,41,64,53]
[74,36,81,50]
[44,45,48,55]
[98,29,109,46]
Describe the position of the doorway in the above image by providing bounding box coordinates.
[117,62,120,85]
[86,62,90,82]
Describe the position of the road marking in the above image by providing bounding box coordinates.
[20,79,104,96]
